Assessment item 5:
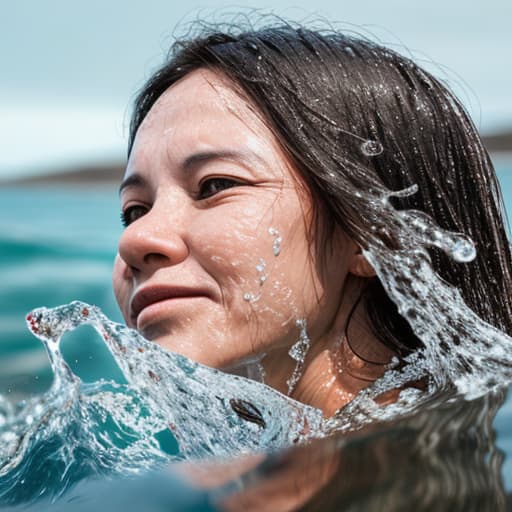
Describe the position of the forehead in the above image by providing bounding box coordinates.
[147,68,251,118]
[130,69,282,163]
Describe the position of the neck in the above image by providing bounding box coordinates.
[262,277,395,416]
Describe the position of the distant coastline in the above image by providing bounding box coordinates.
[2,130,511,186]
[483,130,512,153]
[0,163,125,186]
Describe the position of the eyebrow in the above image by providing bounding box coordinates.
[182,149,263,172]
[118,173,148,196]
[119,149,264,195]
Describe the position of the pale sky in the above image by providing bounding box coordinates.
[1,0,511,178]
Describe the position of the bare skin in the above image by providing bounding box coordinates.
[113,68,393,416]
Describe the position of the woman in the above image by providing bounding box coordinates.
[112,23,512,417]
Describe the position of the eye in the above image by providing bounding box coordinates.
[120,205,148,227]
[198,177,242,200]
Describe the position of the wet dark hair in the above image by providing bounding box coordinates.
[128,22,512,358]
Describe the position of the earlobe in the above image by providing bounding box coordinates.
[349,251,376,278]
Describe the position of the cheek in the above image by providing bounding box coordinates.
[112,255,132,320]
[193,193,320,338]
[229,217,310,315]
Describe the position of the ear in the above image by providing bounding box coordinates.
[348,247,376,278]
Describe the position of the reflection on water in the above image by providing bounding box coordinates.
[207,391,507,511]
[3,389,508,511]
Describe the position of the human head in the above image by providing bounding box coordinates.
[125,21,512,360]
[114,65,369,388]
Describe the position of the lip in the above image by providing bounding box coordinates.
[130,284,212,325]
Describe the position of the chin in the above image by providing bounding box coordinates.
[147,333,215,366]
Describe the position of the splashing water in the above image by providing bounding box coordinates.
[40,303,324,451]
[2,180,512,505]
[324,184,512,432]
[286,319,311,395]
[0,301,327,503]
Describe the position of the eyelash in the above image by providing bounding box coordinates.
[120,205,147,228]
[198,177,243,200]
[120,178,244,227]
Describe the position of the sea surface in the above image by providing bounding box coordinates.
[1,156,512,510]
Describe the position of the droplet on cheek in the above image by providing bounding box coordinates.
[268,227,282,256]
[256,258,268,285]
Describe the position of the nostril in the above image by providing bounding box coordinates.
[142,252,171,265]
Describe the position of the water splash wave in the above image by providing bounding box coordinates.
[0,301,328,504]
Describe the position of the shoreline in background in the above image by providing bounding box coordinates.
[483,131,512,153]
[1,130,512,186]
[0,163,125,186]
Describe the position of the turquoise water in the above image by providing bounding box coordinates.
[0,185,124,396]
[1,158,512,508]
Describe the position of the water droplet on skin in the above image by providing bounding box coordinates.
[243,292,261,303]
[273,238,282,256]
[244,258,268,297]
[257,260,268,283]
[361,139,384,157]
[268,227,282,256]
[256,258,266,273]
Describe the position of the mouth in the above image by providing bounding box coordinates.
[130,285,211,326]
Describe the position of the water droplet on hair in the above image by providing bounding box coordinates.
[344,46,356,57]
[389,184,418,199]
[451,239,476,262]
[248,42,259,52]
[361,140,384,157]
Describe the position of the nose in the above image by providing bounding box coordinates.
[117,204,189,276]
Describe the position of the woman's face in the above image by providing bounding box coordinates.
[113,69,357,370]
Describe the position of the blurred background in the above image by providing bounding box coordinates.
[1,0,511,398]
